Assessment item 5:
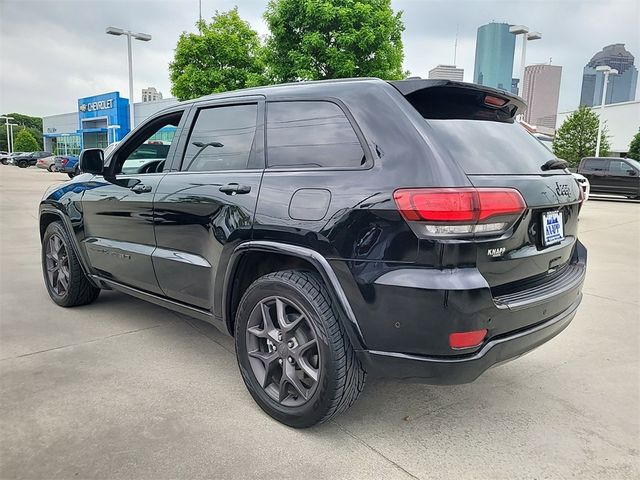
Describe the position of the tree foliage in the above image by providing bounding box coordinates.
[13,129,39,152]
[263,0,406,82]
[553,106,610,166]
[169,8,270,101]
[0,113,43,151]
[627,130,640,160]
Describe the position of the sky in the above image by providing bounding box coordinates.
[1,0,639,117]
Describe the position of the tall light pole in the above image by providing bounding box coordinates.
[8,123,18,153]
[105,27,152,133]
[509,25,542,96]
[595,65,618,157]
[0,116,14,152]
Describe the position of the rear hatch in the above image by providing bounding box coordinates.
[390,80,582,292]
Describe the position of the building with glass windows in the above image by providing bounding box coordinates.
[522,64,562,130]
[580,44,638,107]
[473,22,516,91]
[428,65,464,81]
[42,91,177,156]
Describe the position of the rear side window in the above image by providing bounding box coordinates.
[582,159,607,171]
[183,104,258,172]
[267,101,365,168]
[424,119,555,174]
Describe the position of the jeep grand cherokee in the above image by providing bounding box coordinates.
[39,78,586,427]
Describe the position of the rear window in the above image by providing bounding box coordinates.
[424,119,555,175]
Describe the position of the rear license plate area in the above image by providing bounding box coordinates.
[542,210,564,246]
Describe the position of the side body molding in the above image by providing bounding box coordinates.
[223,241,365,347]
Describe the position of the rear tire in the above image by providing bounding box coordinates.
[235,270,365,428]
[18,160,28,168]
[42,221,100,307]
[47,164,55,172]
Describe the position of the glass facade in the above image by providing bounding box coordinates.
[473,23,516,91]
[580,44,638,107]
[53,134,82,156]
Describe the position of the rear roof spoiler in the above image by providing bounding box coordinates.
[388,79,527,121]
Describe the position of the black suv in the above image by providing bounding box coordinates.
[578,156,640,199]
[13,151,52,168]
[39,78,587,427]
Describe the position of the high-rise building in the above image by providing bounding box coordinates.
[473,22,516,91]
[428,65,464,81]
[522,64,562,129]
[580,44,638,107]
[142,87,163,103]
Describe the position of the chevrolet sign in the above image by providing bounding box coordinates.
[79,99,114,112]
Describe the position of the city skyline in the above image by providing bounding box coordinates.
[580,44,638,107]
[1,0,638,116]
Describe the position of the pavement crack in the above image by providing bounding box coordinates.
[0,323,169,362]
[330,420,422,480]
[583,291,639,306]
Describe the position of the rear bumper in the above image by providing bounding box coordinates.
[357,293,580,384]
[344,241,587,383]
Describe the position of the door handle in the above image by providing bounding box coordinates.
[131,184,152,194]
[219,183,251,195]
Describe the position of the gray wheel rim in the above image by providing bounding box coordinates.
[45,233,70,296]
[246,296,321,407]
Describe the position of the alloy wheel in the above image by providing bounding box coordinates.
[45,234,70,296]
[245,296,321,407]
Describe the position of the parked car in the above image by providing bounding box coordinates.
[571,172,590,201]
[54,155,79,178]
[12,151,52,168]
[36,155,59,172]
[577,157,640,199]
[39,78,587,428]
[1,152,26,165]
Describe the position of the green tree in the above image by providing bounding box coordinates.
[627,130,640,160]
[0,113,43,151]
[553,106,610,166]
[13,129,39,152]
[264,0,406,82]
[169,8,270,101]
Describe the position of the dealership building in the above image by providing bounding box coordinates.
[42,91,177,156]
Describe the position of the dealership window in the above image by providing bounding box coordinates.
[266,101,365,168]
[54,134,81,156]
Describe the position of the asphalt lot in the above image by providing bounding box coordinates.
[1,166,638,480]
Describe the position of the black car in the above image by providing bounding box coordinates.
[13,151,52,168]
[39,78,586,427]
[577,157,640,199]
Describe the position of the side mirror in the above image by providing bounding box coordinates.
[79,148,104,175]
[628,169,638,176]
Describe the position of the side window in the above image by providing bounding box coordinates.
[583,159,607,171]
[608,160,628,175]
[182,104,258,172]
[116,111,183,175]
[267,101,365,169]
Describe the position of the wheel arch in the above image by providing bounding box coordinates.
[222,241,365,350]
[39,206,97,286]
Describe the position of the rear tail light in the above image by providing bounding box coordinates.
[393,187,526,238]
[449,329,488,349]
[61,158,69,165]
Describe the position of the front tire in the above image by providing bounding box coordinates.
[235,270,365,428]
[18,160,28,168]
[42,221,100,307]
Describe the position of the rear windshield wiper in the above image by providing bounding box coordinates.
[541,159,568,171]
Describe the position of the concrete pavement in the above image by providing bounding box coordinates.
[1,166,638,479]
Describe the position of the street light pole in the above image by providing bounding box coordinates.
[0,116,14,152]
[105,27,152,133]
[509,25,542,96]
[8,123,18,153]
[595,65,618,157]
